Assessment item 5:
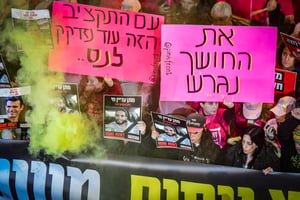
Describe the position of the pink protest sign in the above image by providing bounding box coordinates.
[49,2,163,83]
[160,25,277,103]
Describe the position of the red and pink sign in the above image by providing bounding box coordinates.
[160,25,277,102]
[280,32,300,59]
[49,1,164,83]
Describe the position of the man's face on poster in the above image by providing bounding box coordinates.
[56,97,66,112]
[115,110,127,125]
[5,100,24,122]
[164,126,176,136]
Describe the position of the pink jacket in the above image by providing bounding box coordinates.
[199,107,234,148]
[217,0,270,25]
[278,0,294,16]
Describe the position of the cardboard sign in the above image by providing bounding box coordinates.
[160,25,277,102]
[49,2,163,83]
[280,32,300,59]
[11,8,53,50]
[104,95,142,143]
[274,69,297,100]
[151,112,193,150]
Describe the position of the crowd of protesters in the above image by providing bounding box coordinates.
[0,0,300,175]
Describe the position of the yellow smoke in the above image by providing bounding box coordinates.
[1,16,105,157]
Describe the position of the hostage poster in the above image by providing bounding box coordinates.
[151,112,193,150]
[104,95,142,143]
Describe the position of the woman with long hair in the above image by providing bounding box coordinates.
[222,125,280,175]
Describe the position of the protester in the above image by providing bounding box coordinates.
[270,96,296,124]
[196,99,234,148]
[140,0,179,15]
[229,102,275,141]
[222,125,280,175]
[276,41,300,72]
[217,0,277,25]
[210,1,233,25]
[181,113,221,164]
[78,75,123,124]
[121,0,142,11]
[278,97,300,171]
[279,124,300,172]
[166,0,208,24]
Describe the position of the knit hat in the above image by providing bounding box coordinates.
[293,125,300,144]
[186,113,206,128]
[270,96,296,117]
[243,103,262,120]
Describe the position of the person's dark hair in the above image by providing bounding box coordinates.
[242,125,265,151]
[235,125,266,168]
[78,75,106,96]
[276,40,300,68]
[5,96,23,106]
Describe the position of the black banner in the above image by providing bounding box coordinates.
[0,141,300,199]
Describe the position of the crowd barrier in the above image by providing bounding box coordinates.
[0,140,299,200]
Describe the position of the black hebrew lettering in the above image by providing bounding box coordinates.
[119,12,129,25]
[275,82,284,92]
[135,14,146,29]
[180,51,252,74]
[90,50,111,67]
[275,71,284,81]
[147,16,160,30]
[61,5,160,31]
[87,47,123,67]
[222,52,235,69]
[126,33,157,49]
[187,75,202,93]
[83,8,95,22]
[195,28,234,47]
[55,25,73,45]
[137,35,144,48]
[103,11,118,24]
[238,52,252,70]
[56,25,64,45]
[203,75,216,93]
[195,28,216,47]
[146,36,157,50]
[126,33,136,47]
[228,76,239,95]
[87,48,101,63]
[66,26,74,44]
[217,75,229,93]
[74,27,93,42]
[187,75,240,95]
[110,31,120,44]
[200,52,211,69]
[95,9,105,28]
[97,30,120,44]
[218,29,234,46]
[62,4,79,19]
[112,47,123,66]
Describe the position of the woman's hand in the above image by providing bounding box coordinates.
[262,167,274,175]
